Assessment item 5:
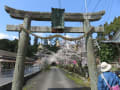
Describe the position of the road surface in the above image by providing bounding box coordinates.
[23,66,90,90]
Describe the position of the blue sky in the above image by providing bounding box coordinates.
[0,0,120,44]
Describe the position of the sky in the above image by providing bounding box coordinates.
[0,0,120,44]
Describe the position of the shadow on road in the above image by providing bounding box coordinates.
[48,87,91,90]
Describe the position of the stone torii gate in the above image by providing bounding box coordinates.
[5,6,105,90]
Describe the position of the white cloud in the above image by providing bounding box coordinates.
[0,33,18,40]
[12,36,18,40]
[34,33,44,36]
[65,35,71,38]
[0,33,9,39]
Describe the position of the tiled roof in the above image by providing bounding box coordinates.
[0,50,34,62]
[102,30,120,43]
[0,50,16,57]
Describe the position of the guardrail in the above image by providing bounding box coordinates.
[0,66,41,90]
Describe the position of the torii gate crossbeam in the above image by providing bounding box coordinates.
[5,6,105,22]
[7,25,104,33]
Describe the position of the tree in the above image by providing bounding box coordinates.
[33,37,38,46]
[99,43,118,62]
[31,37,39,55]
[96,16,120,62]
[0,39,18,52]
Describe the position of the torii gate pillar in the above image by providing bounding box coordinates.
[11,16,31,90]
[84,19,98,90]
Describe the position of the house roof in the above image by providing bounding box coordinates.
[0,49,34,62]
[102,30,120,44]
[0,50,16,57]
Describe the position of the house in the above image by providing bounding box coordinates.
[102,29,120,43]
[0,50,34,72]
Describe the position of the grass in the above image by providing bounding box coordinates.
[112,66,119,71]
[64,69,90,87]
[43,65,51,71]
[23,85,34,90]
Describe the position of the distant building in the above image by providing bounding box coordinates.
[102,29,120,44]
[0,50,34,72]
[102,30,120,63]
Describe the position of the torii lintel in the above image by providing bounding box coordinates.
[7,25,104,33]
[5,6,105,22]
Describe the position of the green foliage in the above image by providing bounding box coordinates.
[64,69,90,87]
[0,39,18,52]
[99,43,118,62]
[26,45,35,57]
[26,37,39,57]
[26,36,34,57]
[0,37,59,58]
[96,16,120,62]
[44,65,51,71]
[97,16,120,40]
[43,45,60,53]
[33,37,38,46]
[0,38,36,57]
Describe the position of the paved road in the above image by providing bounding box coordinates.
[23,67,90,90]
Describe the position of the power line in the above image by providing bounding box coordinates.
[96,0,107,25]
[97,0,110,25]
[87,0,93,11]
[99,0,107,11]
[58,0,62,8]
[84,0,88,13]
[100,0,113,25]
[106,0,113,22]
[92,0,102,12]
[79,1,85,12]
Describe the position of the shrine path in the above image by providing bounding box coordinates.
[23,66,90,90]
